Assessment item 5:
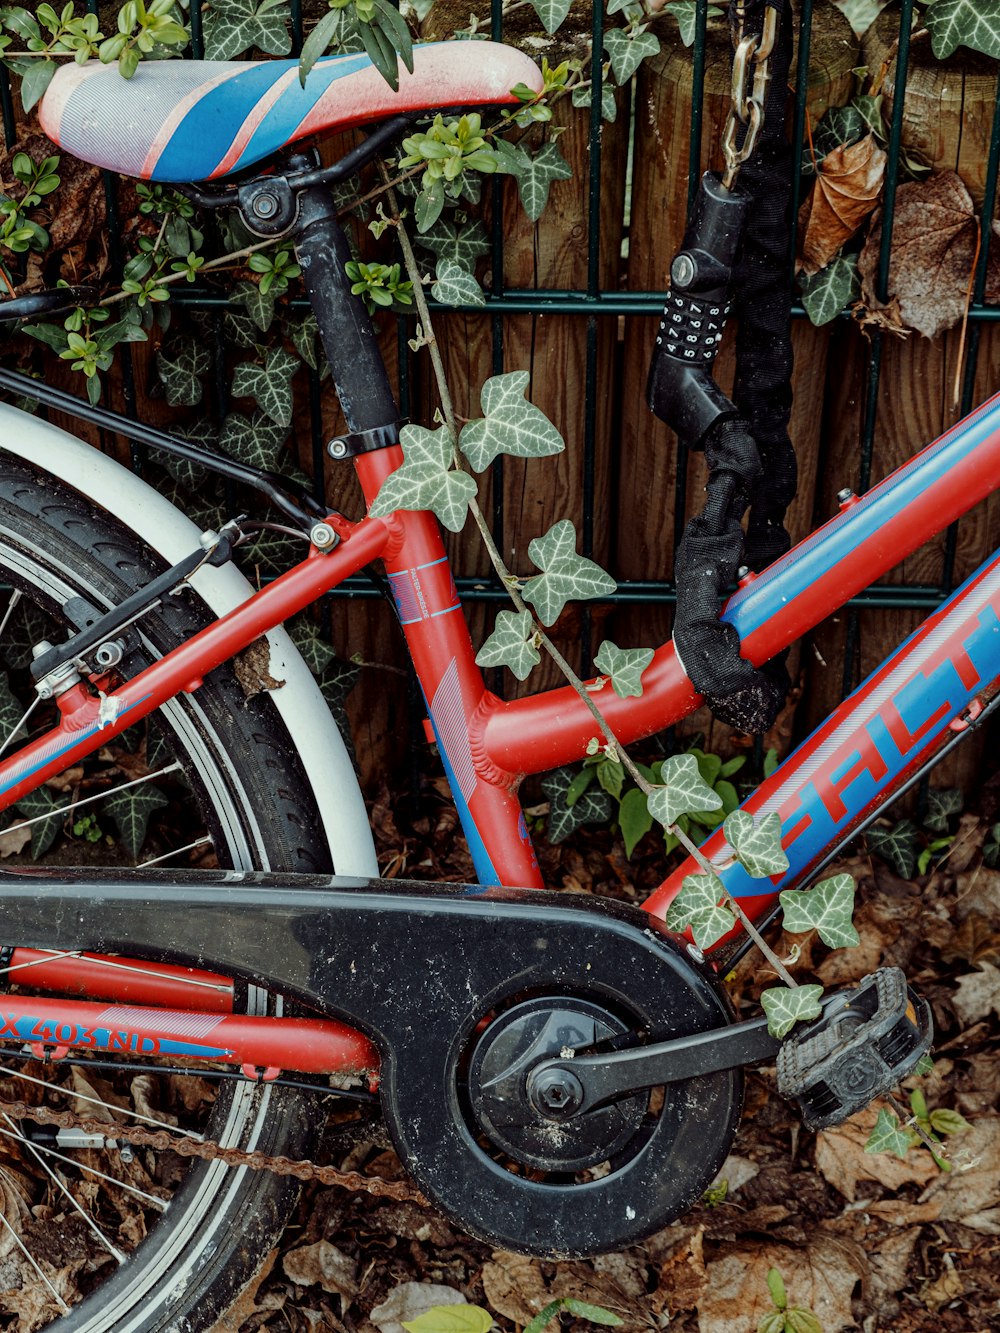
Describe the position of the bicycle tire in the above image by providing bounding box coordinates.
[0,454,338,1331]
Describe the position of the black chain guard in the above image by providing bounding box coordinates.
[0,868,743,1256]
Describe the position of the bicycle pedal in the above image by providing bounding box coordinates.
[776,967,933,1131]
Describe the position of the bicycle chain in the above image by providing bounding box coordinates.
[0,1096,428,1205]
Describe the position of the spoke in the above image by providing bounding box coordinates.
[0,1188,71,1312]
[138,835,212,868]
[0,692,39,760]
[0,588,22,642]
[1,1113,126,1262]
[0,1124,166,1210]
[0,949,83,977]
[0,1064,204,1141]
[2,949,231,995]
[0,760,183,835]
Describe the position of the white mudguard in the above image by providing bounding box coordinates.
[0,402,378,876]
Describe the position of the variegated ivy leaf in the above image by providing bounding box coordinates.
[542,766,612,844]
[13,786,60,860]
[865,1108,918,1159]
[528,0,571,34]
[203,0,292,61]
[494,139,573,222]
[368,424,476,533]
[662,0,724,46]
[459,371,565,472]
[724,809,789,879]
[923,786,962,834]
[284,312,321,370]
[415,217,490,271]
[603,26,659,86]
[799,254,860,327]
[156,338,211,408]
[232,345,300,427]
[778,874,859,950]
[475,609,540,681]
[760,983,824,1039]
[103,785,170,860]
[231,278,277,333]
[571,82,617,123]
[925,0,1000,60]
[288,618,339,676]
[521,520,615,625]
[593,641,653,699]
[647,753,722,829]
[0,673,28,747]
[431,259,485,309]
[664,872,734,950]
[219,411,289,471]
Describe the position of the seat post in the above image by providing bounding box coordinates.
[293,179,401,437]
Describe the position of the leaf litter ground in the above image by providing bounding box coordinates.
[226,766,1000,1333]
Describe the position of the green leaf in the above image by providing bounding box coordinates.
[232,345,300,426]
[566,767,595,807]
[922,786,962,834]
[542,766,612,844]
[402,1306,494,1333]
[524,1301,564,1333]
[521,519,615,625]
[414,178,445,233]
[925,0,1000,59]
[784,1312,823,1333]
[766,1267,787,1313]
[757,1314,785,1333]
[619,786,653,857]
[203,0,292,60]
[494,138,572,222]
[561,1302,622,1327]
[218,410,289,470]
[298,5,340,85]
[778,873,858,949]
[867,818,919,879]
[603,26,659,86]
[664,872,734,950]
[415,217,490,270]
[431,257,485,308]
[929,1107,971,1136]
[984,822,1000,868]
[459,370,565,472]
[156,337,211,408]
[865,1108,918,1159]
[0,672,27,745]
[18,59,56,112]
[663,1,713,46]
[102,784,169,860]
[284,311,321,369]
[368,423,476,533]
[595,758,624,801]
[13,786,61,859]
[571,81,617,123]
[760,983,824,1039]
[475,609,540,681]
[799,254,860,326]
[646,752,723,829]
[288,618,339,675]
[528,0,571,35]
[231,278,276,332]
[724,809,789,879]
[593,641,653,699]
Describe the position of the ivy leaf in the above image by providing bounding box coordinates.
[521,520,615,625]
[760,983,824,1039]
[528,0,571,35]
[1,600,53,671]
[724,809,789,879]
[288,618,338,675]
[368,424,476,533]
[542,766,612,844]
[925,0,1000,60]
[156,337,211,408]
[983,822,1000,868]
[867,819,919,879]
[13,786,61,859]
[218,410,289,470]
[923,787,962,834]
[646,752,723,829]
[475,609,540,681]
[459,370,565,472]
[102,784,169,860]
[403,1308,493,1333]
[619,786,653,857]
[232,345,300,426]
[593,641,653,699]
[865,1108,918,1159]
[284,311,321,370]
[203,0,292,60]
[778,873,859,949]
[664,872,734,950]
[223,309,261,350]
[662,0,715,46]
[494,139,572,222]
[571,81,617,123]
[603,26,660,86]
[231,278,276,333]
[0,672,27,745]
[799,254,860,326]
[415,217,490,271]
[431,258,485,308]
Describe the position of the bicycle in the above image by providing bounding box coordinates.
[0,30,987,1333]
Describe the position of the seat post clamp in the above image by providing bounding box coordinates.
[327,422,402,460]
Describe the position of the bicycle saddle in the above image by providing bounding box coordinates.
[39,42,542,183]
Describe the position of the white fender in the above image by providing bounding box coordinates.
[0,402,378,876]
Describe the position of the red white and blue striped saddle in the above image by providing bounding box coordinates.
[40,43,541,183]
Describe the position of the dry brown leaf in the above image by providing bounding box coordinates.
[865,1225,922,1320]
[482,1252,546,1326]
[798,134,886,275]
[814,1104,938,1200]
[650,1225,707,1314]
[919,1116,1000,1234]
[283,1240,358,1300]
[919,1254,964,1308]
[369,1282,464,1333]
[940,912,1000,967]
[698,1235,867,1333]
[0,824,30,859]
[951,961,1000,1024]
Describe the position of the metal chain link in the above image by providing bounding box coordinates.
[721,4,780,189]
[0,1096,429,1204]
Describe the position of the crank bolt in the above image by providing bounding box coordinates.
[252,193,278,219]
[328,438,348,460]
[527,1066,585,1120]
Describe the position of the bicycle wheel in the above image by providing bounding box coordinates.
[0,454,342,1331]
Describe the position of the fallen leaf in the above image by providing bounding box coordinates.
[951,961,1000,1024]
[283,1240,358,1300]
[698,1235,866,1333]
[798,134,886,274]
[814,1104,938,1200]
[650,1225,707,1314]
[865,1226,922,1320]
[482,1253,548,1325]
[919,1253,964,1308]
[919,1116,1000,1234]
[0,824,30,859]
[369,1283,465,1333]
